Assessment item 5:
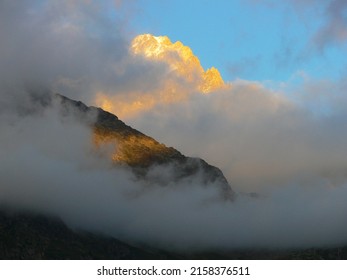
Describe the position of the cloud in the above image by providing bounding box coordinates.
[91,35,347,198]
[122,78,347,194]
[94,34,230,119]
[312,0,347,51]
[2,101,347,252]
[2,0,347,253]
[282,0,347,52]
[249,0,347,68]
[0,0,151,108]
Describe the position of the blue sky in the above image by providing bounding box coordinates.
[130,0,346,83]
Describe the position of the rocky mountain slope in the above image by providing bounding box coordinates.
[56,94,234,199]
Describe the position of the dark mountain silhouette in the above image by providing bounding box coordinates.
[0,209,169,260]
[1,209,347,260]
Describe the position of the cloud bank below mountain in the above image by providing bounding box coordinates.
[1,0,347,252]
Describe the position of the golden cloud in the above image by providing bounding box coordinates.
[131,34,228,94]
[95,34,230,119]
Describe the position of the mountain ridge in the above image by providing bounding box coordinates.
[55,93,234,200]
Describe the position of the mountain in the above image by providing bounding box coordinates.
[55,93,234,200]
[0,209,171,260]
[0,92,234,259]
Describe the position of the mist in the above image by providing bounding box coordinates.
[127,82,347,194]
[1,0,347,253]
[2,100,347,252]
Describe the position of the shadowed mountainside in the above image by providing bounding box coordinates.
[1,209,347,260]
[0,210,170,260]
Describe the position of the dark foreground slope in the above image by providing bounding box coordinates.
[0,210,169,260]
[1,209,347,260]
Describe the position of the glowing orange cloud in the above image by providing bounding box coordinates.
[131,34,227,94]
[95,34,230,119]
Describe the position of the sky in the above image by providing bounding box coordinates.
[130,0,347,83]
[1,0,347,251]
